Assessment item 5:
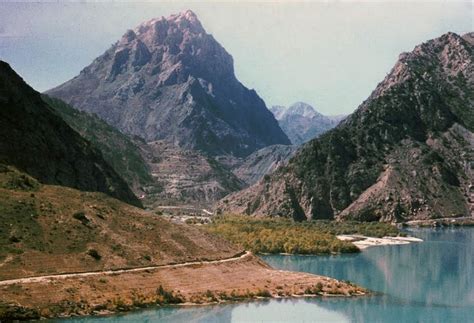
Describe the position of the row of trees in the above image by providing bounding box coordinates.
[204,215,401,254]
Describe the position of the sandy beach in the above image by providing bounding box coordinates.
[337,235,423,250]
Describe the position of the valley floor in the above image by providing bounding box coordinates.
[0,252,366,320]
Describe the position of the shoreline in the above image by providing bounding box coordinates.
[64,291,368,320]
[404,217,474,227]
[0,252,367,321]
[336,235,423,250]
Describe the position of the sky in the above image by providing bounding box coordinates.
[0,1,472,115]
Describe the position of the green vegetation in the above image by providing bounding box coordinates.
[156,285,184,304]
[204,215,402,254]
[43,95,152,190]
[87,249,101,260]
[0,164,39,191]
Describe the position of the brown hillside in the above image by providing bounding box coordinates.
[0,165,239,281]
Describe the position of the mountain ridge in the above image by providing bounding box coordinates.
[218,32,474,222]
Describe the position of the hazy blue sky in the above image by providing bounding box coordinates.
[0,1,472,115]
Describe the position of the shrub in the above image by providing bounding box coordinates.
[87,249,101,260]
[156,285,183,304]
[73,211,90,226]
[256,289,272,297]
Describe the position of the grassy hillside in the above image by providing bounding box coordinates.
[0,165,240,280]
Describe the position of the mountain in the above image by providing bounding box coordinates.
[270,102,344,145]
[218,32,474,222]
[44,97,243,207]
[232,145,297,185]
[47,10,290,157]
[0,61,141,207]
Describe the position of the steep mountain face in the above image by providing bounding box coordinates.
[47,10,290,157]
[270,102,344,145]
[233,145,297,185]
[218,32,474,222]
[0,61,141,207]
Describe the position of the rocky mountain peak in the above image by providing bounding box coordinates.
[270,102,342,145]
[47,11,289,157]
[286,102,320,118]
[105,10,232,85]
[368,32,473,102]
[134,10,205,46]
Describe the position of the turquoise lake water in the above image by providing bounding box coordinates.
[58,227,474,323]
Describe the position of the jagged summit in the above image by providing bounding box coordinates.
[144,10,204,34]
[361,31,473,106]
[48,10,289,157]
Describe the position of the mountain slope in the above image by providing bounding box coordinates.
[270,102,344,145]
[47,10,290,157]
[44,97,243,206]
[0,165,365,320]
[141,140,244,207]
[0,61,141,207]
[218,32,474,222]
[44,96,153,194]
[232,145,297,185]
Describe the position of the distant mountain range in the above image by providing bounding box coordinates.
[47,10,290,158]
[219,32,474,222]
[270,102,345,145]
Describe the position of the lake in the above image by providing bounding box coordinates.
[58,227,474,323]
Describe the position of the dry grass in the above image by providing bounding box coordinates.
[0,166,240,280]
[0,253,366,319]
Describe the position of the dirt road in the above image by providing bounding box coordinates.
[0,251,249,286]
